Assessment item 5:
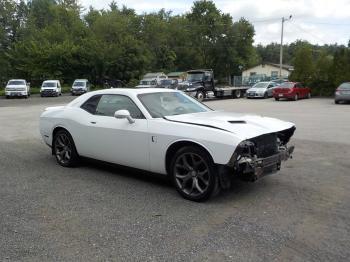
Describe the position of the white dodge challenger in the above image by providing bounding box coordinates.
[40,88,295,201]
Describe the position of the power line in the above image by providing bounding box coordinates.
[289,22,328,44]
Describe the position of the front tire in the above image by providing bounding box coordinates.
[53,129,79,167]
[263,92,268,99]
[275,97,280,101]
[234,90,242,98]
[293,94,298,101]
[170,146,218,202]
[196,91,205,102]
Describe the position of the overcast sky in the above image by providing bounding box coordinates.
[80,0,350,46]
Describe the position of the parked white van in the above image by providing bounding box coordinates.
[40,80,62,97]
[71,79,90,95]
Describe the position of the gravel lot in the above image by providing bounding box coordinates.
[1,95,349,261]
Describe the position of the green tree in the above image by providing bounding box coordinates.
[289,43,315,85]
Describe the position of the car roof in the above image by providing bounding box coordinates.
[8,79,26,81]
[67,88,178,108]
[74,79,88,81]
[43,80,59,82]
[91,88,176,96]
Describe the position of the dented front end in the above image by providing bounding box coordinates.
[225,126,296,182]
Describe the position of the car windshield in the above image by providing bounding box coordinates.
[138,92,211,118]
[339,83,350,89]
[8,80,25,85]
[160,80,173,85]
[253,82,268,88]
[278,82,294,88]
[73,81,85,87]
[140,80,156,85]
[42,82,56,87]
[186,73,204,82]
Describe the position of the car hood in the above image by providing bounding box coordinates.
[247,87,266,93]
[165,111,295,140]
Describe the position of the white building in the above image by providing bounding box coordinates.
[242,63,293,79]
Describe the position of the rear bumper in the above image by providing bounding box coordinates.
[273,93,294,99]
[335,94,350,101]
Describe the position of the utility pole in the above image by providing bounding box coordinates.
[279,15,292,79]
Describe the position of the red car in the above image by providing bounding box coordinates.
[273,82,311,101]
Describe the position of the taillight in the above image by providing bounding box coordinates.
[335,89,340,95]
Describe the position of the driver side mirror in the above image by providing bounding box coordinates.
[114,109,135,124]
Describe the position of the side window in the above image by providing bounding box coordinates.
[81,95,102,114]
[95,95,144,119]
[299,83,304,88]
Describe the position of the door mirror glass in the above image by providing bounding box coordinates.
[114,109,135,124]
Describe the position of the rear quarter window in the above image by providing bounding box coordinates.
[81,95,102,114]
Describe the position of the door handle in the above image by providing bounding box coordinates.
[90,121,97,124]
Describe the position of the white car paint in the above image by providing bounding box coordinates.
[40,88,295,175]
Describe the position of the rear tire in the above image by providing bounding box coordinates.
[53,129,79,167]
[335,100,340,104]
[5,96,9,99]
[170,146,218,202]
[307,93,311,99]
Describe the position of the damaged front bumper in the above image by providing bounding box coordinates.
[236,145,295,181]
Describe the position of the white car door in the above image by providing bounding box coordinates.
[77,94,150,171]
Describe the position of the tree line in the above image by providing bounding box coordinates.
[0,0,349,95]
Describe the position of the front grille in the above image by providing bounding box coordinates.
[251,133,278,158]
[6,87,25,91]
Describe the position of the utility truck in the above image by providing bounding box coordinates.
[177,69,249,101]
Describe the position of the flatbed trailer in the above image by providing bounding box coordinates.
[179,69,250,101]
[213,85,250,98]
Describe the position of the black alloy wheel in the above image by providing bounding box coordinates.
[53,129,79,167]
[171,146,218,201]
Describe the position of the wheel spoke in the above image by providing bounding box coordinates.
[175,172,192,188]
[56,137,65,147]
[197,174,209,186]
[194,178,204,193]
[181,155,192,170]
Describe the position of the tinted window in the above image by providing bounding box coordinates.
[279,82,295,88]
[95,95,144,119]
[81,95,101,114]
[42,82,56,87]
[8,80,25,85]
[339,83,350,89]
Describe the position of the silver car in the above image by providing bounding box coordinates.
[246,81,277,99]
[335,82,350,104]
